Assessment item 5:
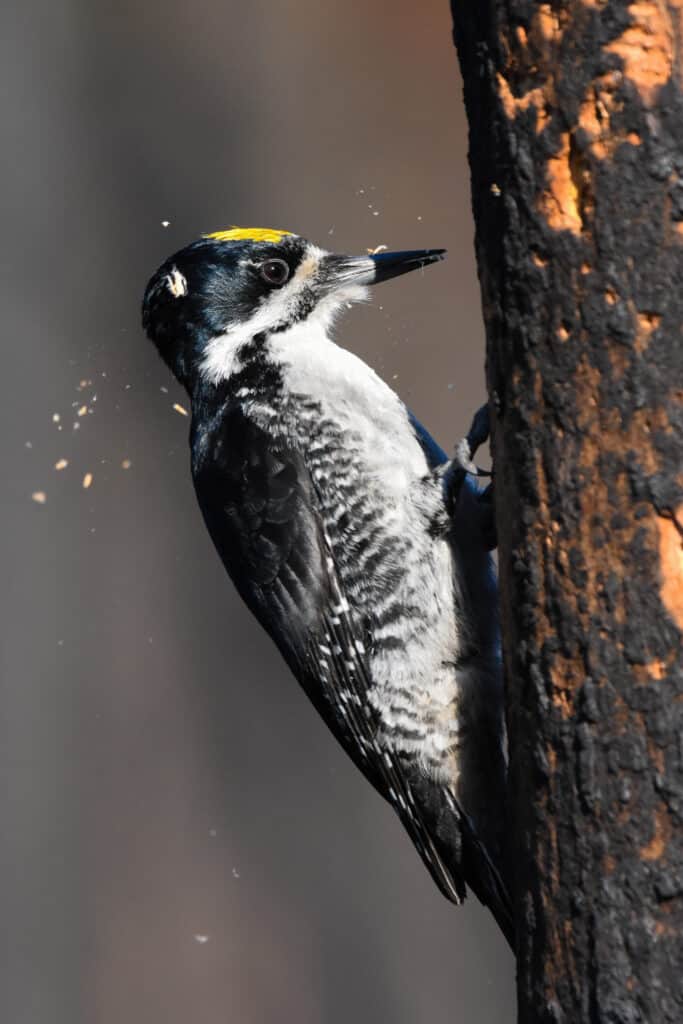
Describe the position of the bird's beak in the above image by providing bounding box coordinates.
[367,248,447,284]
[320,248,446,291]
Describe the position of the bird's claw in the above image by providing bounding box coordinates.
[465,404,490,463]
[448,404,491,500]
[447,405,497,550]
[454,436,479,477]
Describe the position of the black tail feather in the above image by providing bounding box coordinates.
[460,811,515,952]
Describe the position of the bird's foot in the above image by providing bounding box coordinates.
[464,403,490,464]
[447,404,491,499]
[446,405,497,550]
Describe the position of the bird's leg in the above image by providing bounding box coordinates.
[447,403,490,497]
[445,404,497,550]
[463,403,491,465]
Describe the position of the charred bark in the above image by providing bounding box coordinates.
[450,2,683,1021]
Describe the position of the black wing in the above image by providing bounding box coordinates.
[191,404,467,904]
[407,408,448,468]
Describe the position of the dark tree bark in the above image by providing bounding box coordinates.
[450,3,683,1021]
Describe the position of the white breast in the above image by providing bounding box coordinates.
[269,320,463,779]
[268,319,429,494]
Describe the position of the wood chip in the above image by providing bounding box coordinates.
[31,491,47,504]
[121,459,132,470]
[173,403,189,417]
[55,458,68,471]
[82,472,93,489]
[52,413,60,423]
[77,405,87,417]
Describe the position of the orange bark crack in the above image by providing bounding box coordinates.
[533,355,675,702]
[576,68,644,161]
[605,2,677,105]
[540,133,583,235]
[635,310,661,352]
[658,505,683,629]
[604,853,617,874]
[640,803,671,861]
[633,658,668,682]
[536,4,562,43]
[497,74,550,133]
[497,5,562,133]
[648,737,666,774]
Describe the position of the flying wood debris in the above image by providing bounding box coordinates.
[31,492,47,504]
[173,403,189,417]
[55,459,68,471]
[82,472,93,489]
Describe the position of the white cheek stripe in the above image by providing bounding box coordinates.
[200,245,327,383]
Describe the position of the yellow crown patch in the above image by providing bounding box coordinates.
[205,227,293,244]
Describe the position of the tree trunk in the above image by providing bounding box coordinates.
[450,3,683,1021]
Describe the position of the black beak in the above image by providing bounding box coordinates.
[320,248,446,291]
[368,248,446,284]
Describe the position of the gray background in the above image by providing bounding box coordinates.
[2,2,514,1021]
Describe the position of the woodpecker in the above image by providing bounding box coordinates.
[142,226,513,949]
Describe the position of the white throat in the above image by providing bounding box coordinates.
[199,283,368,385]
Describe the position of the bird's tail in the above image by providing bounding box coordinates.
[459,809,515,952]
[405,788,515,953]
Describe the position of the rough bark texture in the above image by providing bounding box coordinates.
[450,2,683,1021]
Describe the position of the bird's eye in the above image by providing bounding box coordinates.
[259,259,290,286]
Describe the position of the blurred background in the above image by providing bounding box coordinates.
[2,2,514,1021]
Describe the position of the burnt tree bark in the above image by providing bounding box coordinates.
[450,3,683,1021]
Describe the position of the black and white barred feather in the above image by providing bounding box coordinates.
[190,328,511,946]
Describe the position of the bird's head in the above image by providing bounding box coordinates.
[142,226,445,389]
